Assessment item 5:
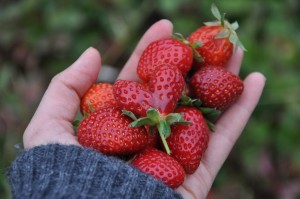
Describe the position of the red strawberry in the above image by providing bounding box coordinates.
[77,106,148,155]
[167,106,210,174]
[188,4,246,69]
[113,80,151,117]
[114,64,185,117]
[137,37,193,82]
[148,63,185,115]
[144,126,160,148]
[114,64,186,154]
[189,25,233,68]
[190,66,244,111]
[131,147,185,189]
[80,83,117,115]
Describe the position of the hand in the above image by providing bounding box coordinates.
[23,19,265,199]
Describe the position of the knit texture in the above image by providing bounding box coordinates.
[7,144,183,199]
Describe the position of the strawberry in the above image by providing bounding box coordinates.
[188,4,246,69]
[113,80,151,117]
[137,37,193,82]
[80,83,117,115]
[131,147,185,189]
[114,64,187,154]
[189,25,233,68]
[167,106,210,174]
[144,126,160,148]
[148,63,185,115]
[77,106,148,155]
[114,64,185,117]
[190,66,244,111]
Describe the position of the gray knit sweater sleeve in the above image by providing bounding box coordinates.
[7,144,183,199]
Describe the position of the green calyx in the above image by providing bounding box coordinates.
[172,32,190,45]
[122,108,192,155]
[178,94,221,131]
[204,3,247,52]
[72,120,80,128]
[81,101,94,119]
[172,32,203,63]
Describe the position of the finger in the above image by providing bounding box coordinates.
[23,47,102,148]
[225,47,244,75]
[202,72,266,178]
[118,19,173,81]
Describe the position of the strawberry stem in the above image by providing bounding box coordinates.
[157,120,171,155]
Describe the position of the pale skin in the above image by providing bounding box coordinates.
[23,19,266,199]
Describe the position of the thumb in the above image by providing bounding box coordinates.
[23,47,101,148]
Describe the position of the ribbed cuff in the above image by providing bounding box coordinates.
[7,144,182,199]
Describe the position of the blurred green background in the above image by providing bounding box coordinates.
[1,0,300,198]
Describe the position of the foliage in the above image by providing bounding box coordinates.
[1,0,300,198]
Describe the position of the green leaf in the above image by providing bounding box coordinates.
[230,21,239,31]
[192,48,203,62]
[72,120,80,127]
[236,40,247,51]
[215,28,230,39]
[179,94,195,106]
[211,3,221,21]
[165,113,192,125]
[200,107,221,121]
[149,126,156,136]
[130,117,156,127]
[204,21,221,27]
[172,32,186,42]
[83,112,89,118]
[87,102,94,113]
[122,110,138,121]
[190,41,203,62]
[229,34,238,44]
[192,98,203,109]
[206,119,216,132]
[200,107,216,114]
[146,108,160,123]
[192,41,203,48]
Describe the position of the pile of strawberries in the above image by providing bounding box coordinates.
[76,4,245,189]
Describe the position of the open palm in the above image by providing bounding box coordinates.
[23,20,265,199]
